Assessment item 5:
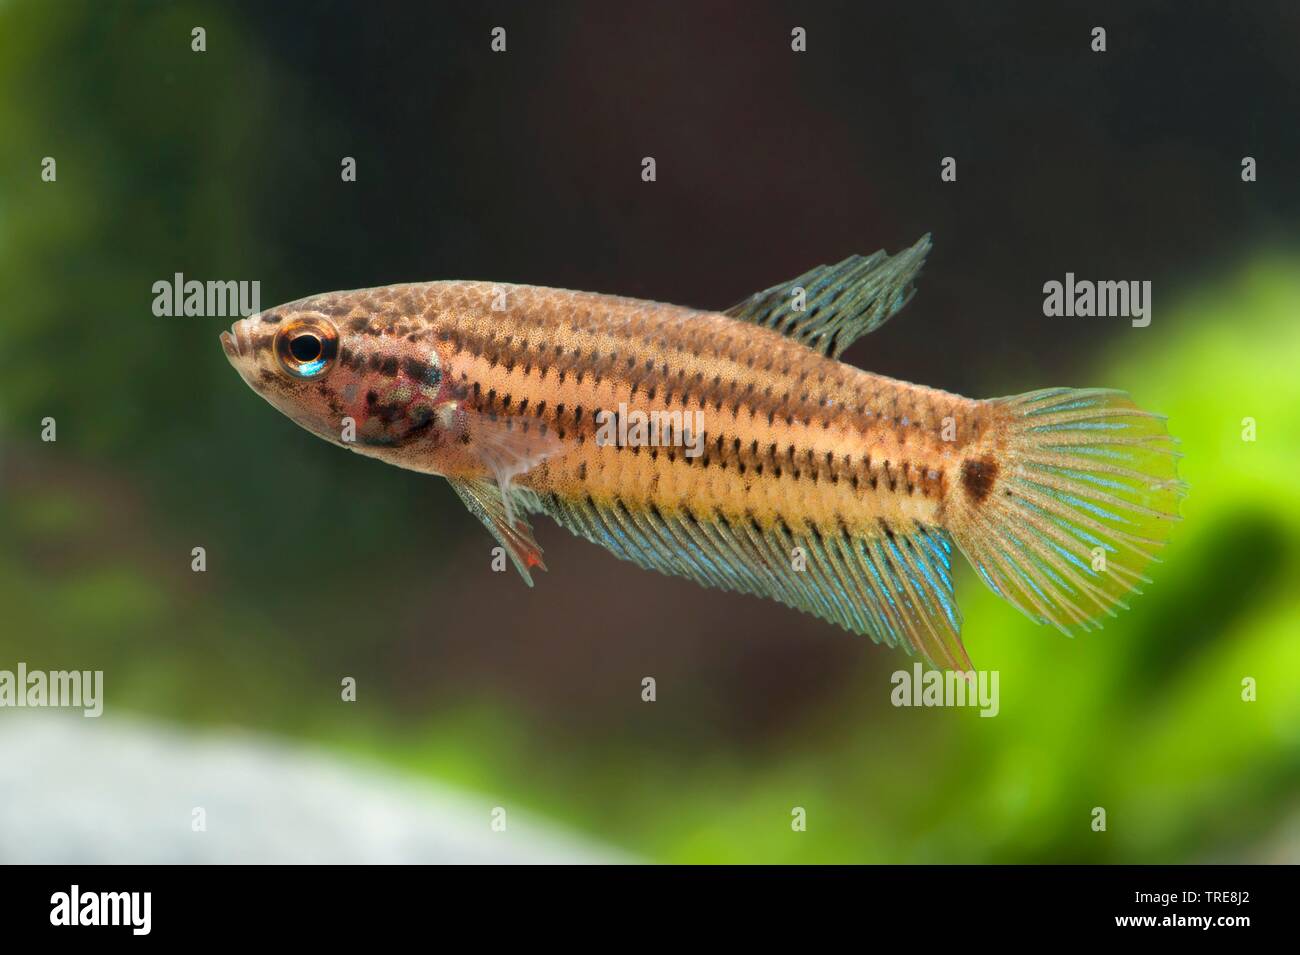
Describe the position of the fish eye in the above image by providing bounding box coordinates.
[289,333,321,362]
[275,318,338,378]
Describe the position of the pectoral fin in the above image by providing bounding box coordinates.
[465,409,564,525]
[449,410,566,585]
[448,475,548,585]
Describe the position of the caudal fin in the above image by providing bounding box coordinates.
[947,388,1186,634]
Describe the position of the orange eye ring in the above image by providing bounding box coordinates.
[275,317,339,378]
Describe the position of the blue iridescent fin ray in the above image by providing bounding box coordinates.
[541,494,970,669]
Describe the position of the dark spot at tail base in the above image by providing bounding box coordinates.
[961,455,999,504]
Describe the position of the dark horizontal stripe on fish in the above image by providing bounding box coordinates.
[439,325,929,438]
[454,374,954,501]
[458,370,944,498]
[343,301,968,444]
[457,307,974,441]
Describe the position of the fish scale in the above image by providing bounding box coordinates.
[427,289,964,533]
[221,234,1185,669]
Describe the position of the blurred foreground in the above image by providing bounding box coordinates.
[0,712,629,864]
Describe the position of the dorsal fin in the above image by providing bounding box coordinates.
[722,233,931,358]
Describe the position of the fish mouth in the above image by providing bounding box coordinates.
[219,319,246,359]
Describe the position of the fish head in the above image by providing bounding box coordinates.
[220,296,454,460]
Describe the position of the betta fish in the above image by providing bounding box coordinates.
[220,235,1184,669]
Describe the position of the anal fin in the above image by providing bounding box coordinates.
[540,493,971,669]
